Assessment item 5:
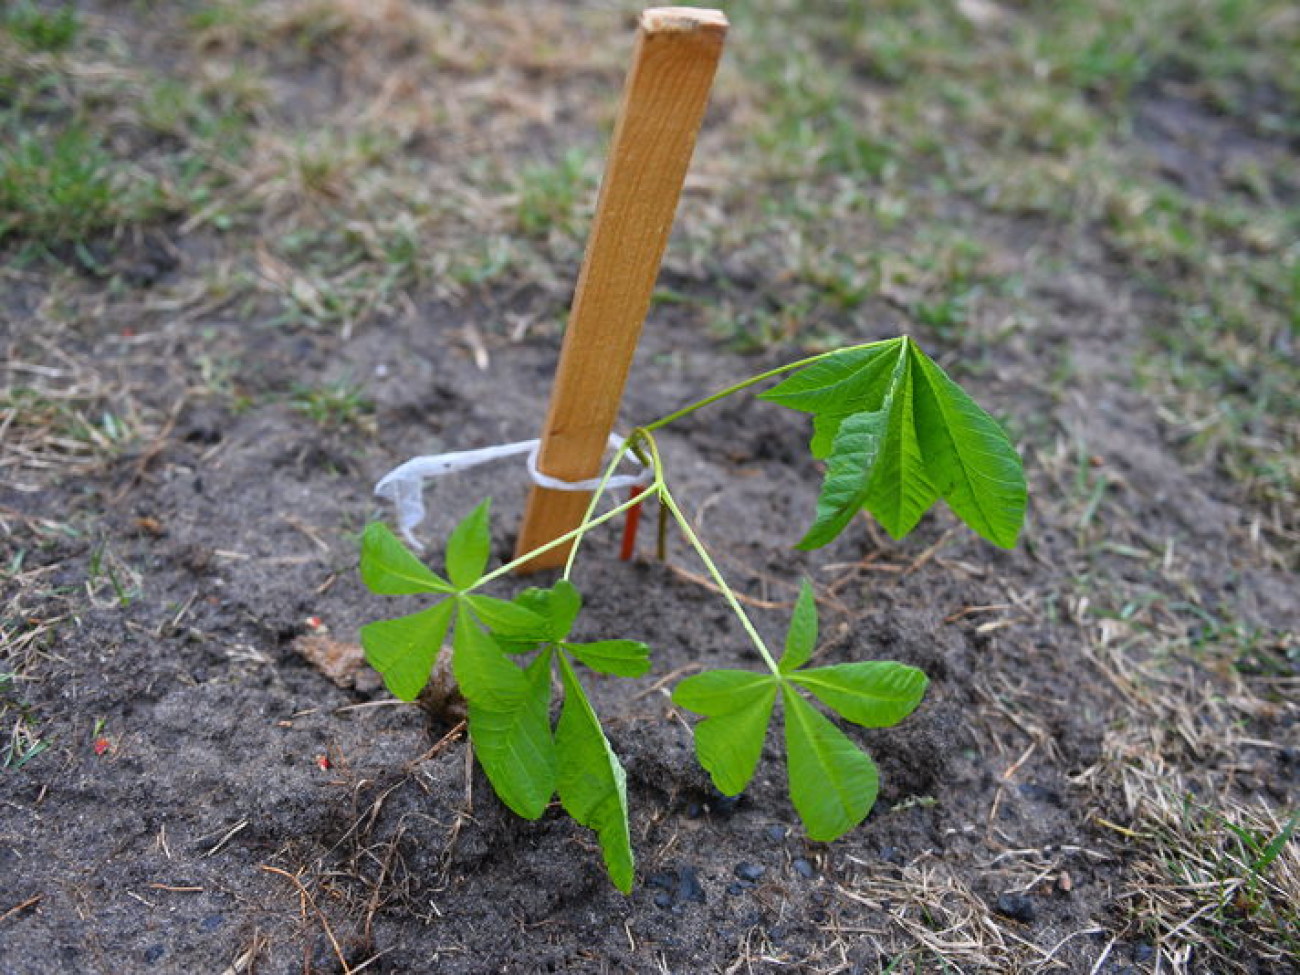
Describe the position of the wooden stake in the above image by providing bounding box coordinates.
[514,7,727,571]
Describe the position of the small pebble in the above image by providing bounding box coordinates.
[726,882,746,896]
[653,891,673,910]
[734,862,765,883]
[791,858,816,879]
[993,892,1036,923]
[676,866,705,904]
[199,914,224,933]
[143,945,166,964]
[765,825,788,843]
[707,793,742,817]
[1017,782,1061,804]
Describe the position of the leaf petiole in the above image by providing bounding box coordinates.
[657,485,781,677]
[642,339,890,433]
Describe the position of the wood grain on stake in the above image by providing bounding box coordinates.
[515,7,727,571]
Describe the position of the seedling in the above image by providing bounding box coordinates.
[361,334,1026,890]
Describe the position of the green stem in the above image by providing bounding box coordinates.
[657,486,781,676]
[470,492,649,592]
[642,339,887,433]
[561,432,662,580]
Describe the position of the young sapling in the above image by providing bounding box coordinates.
[360,334,1027,890]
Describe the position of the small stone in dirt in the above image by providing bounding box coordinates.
[726,882,746,896]
[648,872,675,890]
[791,858,816,879]
[765,825,788,843]
[652,891,673,910]
[199,914,224,932]
[707,792,742,817]
[1017,782,1061,804]
[993,892,1036,923]
[677,866,705,904]
[734,862,765,882]
[143,945,166,964]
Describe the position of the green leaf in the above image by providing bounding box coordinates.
[486,580,582,646]
[360,599,454,701]
[859,353,940,539]
[545,580,583,640]
[779,579,818,673]
[909,344,1026,548]
[798,408,888,549]
[564,639,650,678]
[766,337,1025,551]
[760,340,902,417]
[445,499,492,589]
[465,594,551,641]
[789,662,928,728]
[467,648,557,820]
[360,522,453,595]
[810,412,845,460]
[452,604,525,708]
[673,670,778,796]
[783,689,879,842]
[555,654,634,892]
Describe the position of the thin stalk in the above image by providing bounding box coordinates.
[658,486,780,676]
[471,491,650,591]
[561,431,662,579]
[642,339,887,433]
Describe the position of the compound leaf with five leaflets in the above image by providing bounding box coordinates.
[761,337,1025,550]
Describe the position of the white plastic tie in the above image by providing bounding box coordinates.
[375,434,653,548]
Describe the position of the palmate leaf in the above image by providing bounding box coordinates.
[467,649,556,820]
[672,670,778,796]
[360,598,454,701]
[556,654,634,893]
[783,690,879,842]
[676,590,927,843]
[360,522,454,595]
[763,336,1025,550]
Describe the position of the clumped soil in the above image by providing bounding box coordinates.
[2,3,1297,974]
